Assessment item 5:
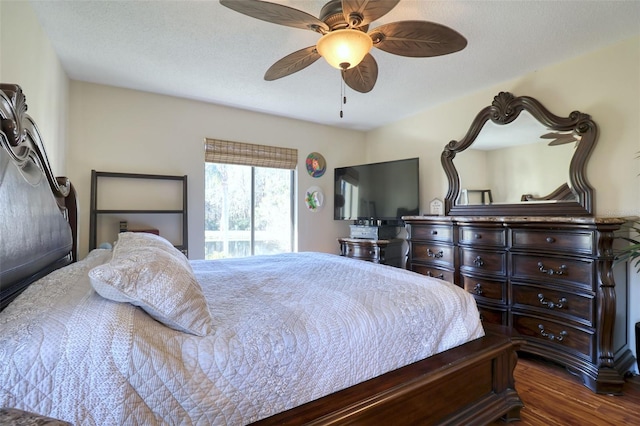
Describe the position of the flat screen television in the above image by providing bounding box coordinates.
[334,158,419,223]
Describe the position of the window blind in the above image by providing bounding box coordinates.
[204,138,298,170]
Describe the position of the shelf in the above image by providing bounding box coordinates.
[95,209,184,214]
[89,170,188,255]
[93,171,186,180]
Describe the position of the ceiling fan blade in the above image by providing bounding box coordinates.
[371,21,467,57]
[342,0,400,27]
[547,138,578,146]
[220,0,329,32]
[342,53,378,93]
[264,46,321,81]
[548,137,578,146]
[540,131,571,139]
[541,131,578,146]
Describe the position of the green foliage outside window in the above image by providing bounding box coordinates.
[205,163,293,259]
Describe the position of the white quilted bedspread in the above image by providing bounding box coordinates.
[0,250,484,425]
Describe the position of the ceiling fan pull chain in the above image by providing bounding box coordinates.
[340,70,348,118]
[340,71,345,118]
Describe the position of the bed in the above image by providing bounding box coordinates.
[0,84,523,425]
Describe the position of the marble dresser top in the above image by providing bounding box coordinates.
[402,215,629,225]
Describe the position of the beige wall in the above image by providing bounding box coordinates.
[365,35,640,370]
[67,82,366,259]
[0,1,69,174]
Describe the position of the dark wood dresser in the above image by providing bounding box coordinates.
[338,238,405,268]
[404,215,635,394]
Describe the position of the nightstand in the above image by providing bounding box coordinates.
[338,238,405,268]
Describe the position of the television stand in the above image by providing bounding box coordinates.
[338,238,405,268]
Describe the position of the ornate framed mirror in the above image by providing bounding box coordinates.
[442,92,596,216]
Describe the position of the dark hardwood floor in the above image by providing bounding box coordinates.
[490,356,640,425]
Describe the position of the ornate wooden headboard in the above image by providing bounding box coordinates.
[0,84,78,310]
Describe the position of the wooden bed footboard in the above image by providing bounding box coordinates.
[252,324,523,425]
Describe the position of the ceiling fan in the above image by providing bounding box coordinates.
[540,131,581,147]
[219,0,467,93]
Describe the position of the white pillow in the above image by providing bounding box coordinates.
[116,232,192,271]
[89,245,212,336]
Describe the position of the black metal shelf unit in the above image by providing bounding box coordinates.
[89,170,188,255]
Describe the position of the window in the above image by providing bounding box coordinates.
[204,139,297,259]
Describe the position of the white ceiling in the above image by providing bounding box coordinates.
[28,0,640,131]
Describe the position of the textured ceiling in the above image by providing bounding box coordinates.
[28,0,640,131]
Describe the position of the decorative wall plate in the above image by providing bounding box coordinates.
[305,186,324,212]
[306,152,326,178]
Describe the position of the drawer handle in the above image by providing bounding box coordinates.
[546,237,556,243]
[427,248,444,258]
[538,262,567,275]
[538,324,567,342]
[430,230,438,235]
[538,293,567,309]
[474,233,482,239]
[426,271,445,280]
[473,256,484,267]
[474,283,483,296]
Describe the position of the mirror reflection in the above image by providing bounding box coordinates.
[454,111,577,205]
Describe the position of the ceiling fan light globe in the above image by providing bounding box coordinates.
[316,29,372,70]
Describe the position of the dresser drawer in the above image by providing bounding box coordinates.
[477,306,507,326]
[511,253,594,290]
[513,313,594,360]
[459,247,507,275]
[461,274,506,303]
[342,243,381,260]
[512,228,594,255]
[458,226,506,247]
[411,242,454,265]
[339,239,405,267]
[410,264,455,283]
[512,283,594,326]
[408,224,453,243]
